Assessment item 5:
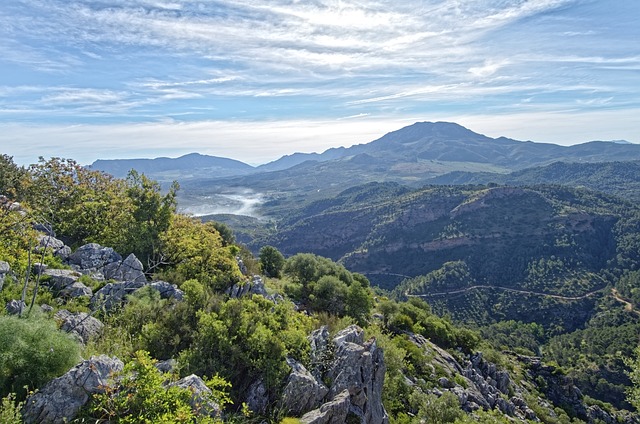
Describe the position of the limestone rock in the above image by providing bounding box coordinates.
[36,234,71,260]
[43,268,81,292]
[245,379,269,415]
[91,280,146,311]
[55,309,104,344]
[300,389,351,424]
[148,280,184,300]
[310,325,389,424]
[171,374,221,418]
[67,243,121,271]
[0,260,10,291]
[281,357,329,415]
[59,282,93,299]
[5,299,25,315]
[104,253,146,283]
[22,355,123,424]
[227,275,268,298]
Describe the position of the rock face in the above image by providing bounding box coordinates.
[171,374,221,418]
[22,355,124,424]
[55,309,104,344]
[91,280,146,310]
[43,268,92,299]
[300,389,351,424]
[281,357,329,415]
[227,275,269,298]
[67,243,122,272]
[103,253,146,283]
[292,325,389,424]
[5,299,25,315]
[148,280,184,300]
[36,234,71,260]
[0,260,10,291]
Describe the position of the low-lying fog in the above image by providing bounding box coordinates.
[178,188,264,218]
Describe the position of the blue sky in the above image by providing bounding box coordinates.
[1,0,639,166]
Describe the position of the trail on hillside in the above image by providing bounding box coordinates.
[611,288,640,317]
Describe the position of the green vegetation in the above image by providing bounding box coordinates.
[0,314,81,399]
[2,154,640,422]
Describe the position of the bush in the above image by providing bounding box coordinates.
[0,314,81,399]
[86,350,229,423]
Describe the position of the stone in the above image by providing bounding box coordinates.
[171,374,221,418]
[155,359,177,373]
[226,275,269,299]
[36,234,71,260]
[0,260,10,291]
[67,243,122,271]
[281,357,329,415]
[55,309,104,344]
[148,280,184,300]
[104,253,146,283]
[6,299,25,315]
[245,379,269,415]
[324,325,389,424]
[40,304,54,313]
[309,326,331,382]
[43,268,81,292]
[91,280,146,311]
[300,389,351,424]
[59,282,93,299]
[22,355,124,424]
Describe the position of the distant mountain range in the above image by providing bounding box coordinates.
[90,122,640,185]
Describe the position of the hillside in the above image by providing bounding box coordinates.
[2,155,640,422]
[429,160,640,201]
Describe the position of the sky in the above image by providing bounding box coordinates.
[1,0,639,166]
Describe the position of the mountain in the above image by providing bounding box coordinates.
[180,122,640,212]
[90,152,254,182]
[428,160,640,201]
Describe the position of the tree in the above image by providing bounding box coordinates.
[259,246,285,278]
[158,214,242,290]
[0,155,26,199]
[626,346,640,410]
[124,170,178,264]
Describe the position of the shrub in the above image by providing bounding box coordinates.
[0,314,81,399]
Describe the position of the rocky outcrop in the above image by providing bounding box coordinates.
[227,275,268,298]
[42,268,92,299]
[55,309,104,344]
[245,379,269,415]
[104,253,146,283]
[170,374,221,418]
[300,389,351,424]
[36,234,71,260]
[281,357,329,415]
[22,355,123,424]
[5,299,25,315]
[0,260,10,291]
[298,325,388,424]
[91,280,146,310]
[66,243,122,273]
[148,280,184,300]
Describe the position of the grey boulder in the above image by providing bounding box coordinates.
[55,309,104,344]
[300,389,351,424]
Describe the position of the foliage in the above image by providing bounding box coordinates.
[181,296,314,400]
[259,245,285,278]
[159,214,242,290]
[283,253,372,322]
[626,346,640,410]
[0,314,81,399]
[0,155,26,199]
[86,350,228,423]
[124,170,178,263]
[0,393,23,424]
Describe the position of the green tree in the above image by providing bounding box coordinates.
[124,170,178,264]
[625,345,640,410]
[0,155,26,199]
[159,214,242,290]
[259,245,285,278]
